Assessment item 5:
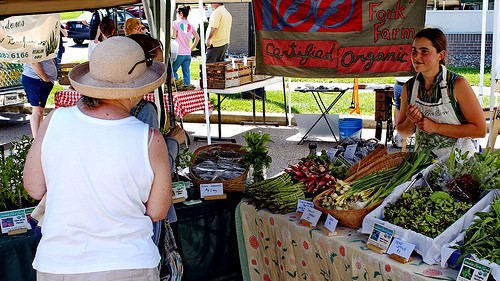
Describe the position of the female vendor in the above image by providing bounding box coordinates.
[397,27,486,158]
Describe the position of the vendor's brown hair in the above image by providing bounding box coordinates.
[415,28,447,65]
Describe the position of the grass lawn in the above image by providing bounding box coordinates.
[49,56,496,116]
[60,11,85,21]
[182,58,495,115]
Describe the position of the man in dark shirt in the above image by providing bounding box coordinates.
[89,10,101,41]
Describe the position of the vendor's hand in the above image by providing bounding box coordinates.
[415,117,438,134]
[205,39,211,48]
[407,104,423,124]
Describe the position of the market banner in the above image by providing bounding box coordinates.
[0,14,60,63]
[252,0,426,78]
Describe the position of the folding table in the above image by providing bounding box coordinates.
[294,85,349,144]
[195,77,286,143]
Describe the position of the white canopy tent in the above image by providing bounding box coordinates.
[488,0,500,147]
[165,0,252,144]
[2,0,500,145]
[0,0,215,142]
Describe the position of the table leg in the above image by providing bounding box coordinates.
[315,92,337,139]
[240,89,279,127]
[252,91,256,123]
[194,94,236,143]
[282,78,289,126]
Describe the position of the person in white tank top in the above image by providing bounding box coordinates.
[23,36,171,281]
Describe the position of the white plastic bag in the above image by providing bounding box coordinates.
[88,40,99,59]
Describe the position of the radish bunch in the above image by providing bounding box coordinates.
[285,156,336,196]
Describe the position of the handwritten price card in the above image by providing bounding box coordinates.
[326,148,338,162]
[200,183,224,198]
[387,238,415,261]
[324,214,338,234]
[344,144,357,160]
[296,199,314,214]
[367,223,395,253]
[300,207,322,227]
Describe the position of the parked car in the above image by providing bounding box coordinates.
[65,18,90,44]
[125,5,145,19]
[65,10,148,44]
[0,62,26,116]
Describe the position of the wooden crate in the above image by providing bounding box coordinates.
[200,78,240,89]
[239,75,252,85]
[200,62,253,89]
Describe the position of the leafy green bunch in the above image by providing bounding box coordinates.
[453,196,500,266]
[429,149,500,199]
[384,187,473,238]
[241,131,273,183]
[0,136,36,211]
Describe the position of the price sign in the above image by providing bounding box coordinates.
[296,199,314,214]
[324,214,338,234]
[0,209,28,234]
[326,148,338,162]
[457,258,491,281]
[300,207,322,227]
[172,181,188,199]
[387,237,415,261]
[344,144,357,159]
[200,183,224,198]
[367,223,395,253]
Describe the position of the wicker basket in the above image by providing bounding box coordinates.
[189,144,249,193]
[313,188,382,229]
[344,152,409,182]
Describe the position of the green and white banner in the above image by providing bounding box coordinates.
[0,13,60,63]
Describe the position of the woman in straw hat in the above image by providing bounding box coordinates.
[23,36,171,281]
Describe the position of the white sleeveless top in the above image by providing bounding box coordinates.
[34,106,159,274]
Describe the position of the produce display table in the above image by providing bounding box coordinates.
[1,195,243,281]
[0,231,40,281]
[54,89,214,119]
[238,201,459,281]
[171,193,243,281]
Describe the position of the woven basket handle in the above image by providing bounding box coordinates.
[366,138,381,144]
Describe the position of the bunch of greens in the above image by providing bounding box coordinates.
[429,149,500,202]
[0,136,36,211]
[241,131,273,183]
[384,187,473,238]
[345,151,433,208]
[452,196,500,266]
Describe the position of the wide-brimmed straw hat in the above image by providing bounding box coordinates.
[69,36,166,99]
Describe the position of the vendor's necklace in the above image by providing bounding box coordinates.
[423,83,434,96]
